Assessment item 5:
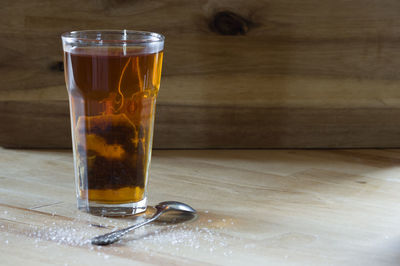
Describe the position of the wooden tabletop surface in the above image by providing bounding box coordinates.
[1,148,400,265]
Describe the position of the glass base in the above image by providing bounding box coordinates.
[77,197,147,216]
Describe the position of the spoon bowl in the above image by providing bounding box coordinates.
[156,201,196,213]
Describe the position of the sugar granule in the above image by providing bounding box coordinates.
[23,216,235,256]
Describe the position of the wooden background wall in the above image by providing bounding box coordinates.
[1,0,400,148]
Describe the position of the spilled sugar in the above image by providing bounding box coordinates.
[29,223,91,246]
[133,224,230,250]
[27,223,232,249]
[5,211,239,257]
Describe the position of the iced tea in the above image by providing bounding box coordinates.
[62,31,164,215]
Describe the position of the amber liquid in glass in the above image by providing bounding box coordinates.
[64,47,163,204]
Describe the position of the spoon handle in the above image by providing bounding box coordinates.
[122,210,163,234]
[91,210,163,245]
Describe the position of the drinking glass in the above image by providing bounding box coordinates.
[62,30,164,216]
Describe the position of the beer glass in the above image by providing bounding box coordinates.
[62,30,164,216]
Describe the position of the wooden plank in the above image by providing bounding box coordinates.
[0,101,71,148]
[1,0,400,148]
[1,0,400,85]
[3,75,400,108]
[1,0,400,103]
[1,100,400,148]
[2,148,400,265]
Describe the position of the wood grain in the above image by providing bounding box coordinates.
[2,101,400,148]
[1,0,400,148]
[1,148,400,265]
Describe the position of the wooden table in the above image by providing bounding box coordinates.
[1,148,400,265]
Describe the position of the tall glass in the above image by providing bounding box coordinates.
[62,30,164,216]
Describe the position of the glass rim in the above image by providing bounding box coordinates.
[61,30,165,44]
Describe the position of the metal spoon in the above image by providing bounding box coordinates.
[91,201,196,245]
